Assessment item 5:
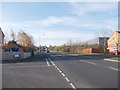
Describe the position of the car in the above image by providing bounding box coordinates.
[14,53,20,58]
[110,50,120,55]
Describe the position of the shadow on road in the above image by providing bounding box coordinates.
[2,53,50,64]
[2,52,118,64]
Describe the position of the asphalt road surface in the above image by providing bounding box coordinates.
[2,52,119,89]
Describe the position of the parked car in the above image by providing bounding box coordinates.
[110,50,120,55]
[13,53,20,58]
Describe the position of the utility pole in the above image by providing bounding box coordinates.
[39,36,41,53]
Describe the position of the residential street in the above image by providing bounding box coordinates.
[2,52,119,89]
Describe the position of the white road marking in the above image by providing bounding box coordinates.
[55,65,58,68]
[85,61,96,65]
[48,58,76,89]
[81,60,120,72]
[57,67,60,71]
[58,70,62,73]
[109,67,120,71]
[46,59,50,66]
[48,58,55,66]
[104,59,120,62]
[81,60,96,65]
[61,73,65,77]
[70,83,76,89]
[65,77,70,82]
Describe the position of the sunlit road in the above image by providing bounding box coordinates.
[2,52,119,89]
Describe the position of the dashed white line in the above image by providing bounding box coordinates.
[109,67,120,71]
[55,65,58,68]
[85,61,96,65]
[48,58,55,66]
[48,58,76,89]
[46,59,50,66]
[61,73,66,77]
[70,83,76,89]
[81,60,120,72]
[65,77,70,82]
[80,60,96,65]
[58,70,62,73]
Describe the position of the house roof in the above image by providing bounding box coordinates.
[0,27,5,37]
[1,43,23,48]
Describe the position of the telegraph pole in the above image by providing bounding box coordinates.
[39,36,41,53]
[103,32,107,54]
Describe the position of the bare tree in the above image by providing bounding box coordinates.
[17,31,34,47]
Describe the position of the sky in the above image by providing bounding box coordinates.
[0,1,118,46]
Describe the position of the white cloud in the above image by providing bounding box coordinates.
[27,16,78,26]
[1,15,117,46]
[70,2,118,15]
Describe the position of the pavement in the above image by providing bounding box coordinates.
[2,52,119,89]
[104,57,120,62]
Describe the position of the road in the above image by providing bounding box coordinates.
[2,52,119,89]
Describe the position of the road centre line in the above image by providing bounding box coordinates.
[46,59,50,66]
[48,58,76,89]
[65,77,70,82]
[48,58,55,66]
[81,60,120,71]
[70,83,76,89]
[61,73,66,77]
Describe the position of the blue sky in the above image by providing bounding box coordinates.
[1,2,118,46]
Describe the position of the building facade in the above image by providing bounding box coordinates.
[108,31,120,54]
[0,27,5,45]
[83,37,109,49]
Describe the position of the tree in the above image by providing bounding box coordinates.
[17,31,34,47]
[11,30,16,41]
[8,40,17,44]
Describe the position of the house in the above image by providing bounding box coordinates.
[0,27,5,60]
[107,31,120,54]
[0,27,5,45]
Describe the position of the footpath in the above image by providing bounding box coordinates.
[104,57,120,62]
